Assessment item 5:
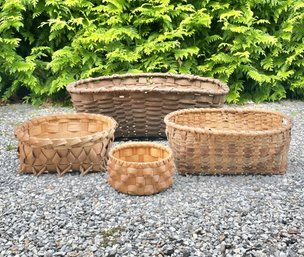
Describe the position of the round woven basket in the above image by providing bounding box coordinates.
[107,142,174,195]
[164,108,292,175]
[14,113,117,176]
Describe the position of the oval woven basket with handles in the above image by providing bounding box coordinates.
[107,142,174,195]
[164,108,292,175]
[14,113,117,176]
[66,73,229,139]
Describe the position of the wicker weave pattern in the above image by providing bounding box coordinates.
[15,113,117,176]
[66,73,229,138]
[107,142,174,195]
[165,108,292,175]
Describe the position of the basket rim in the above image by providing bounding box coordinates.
[109,142,173,167]
[66,73,229,95]
[14,113,117,146]
[164,108,293,136]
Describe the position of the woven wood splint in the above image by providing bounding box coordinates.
[107,142,174,195]
[164,108,292,175]
[14,113,117,176]
[66,73,229,139]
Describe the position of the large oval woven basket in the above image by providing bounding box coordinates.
[165,108,292,175]
[107,142,174,195]
[14,113,117,176]
[66,73,229,139]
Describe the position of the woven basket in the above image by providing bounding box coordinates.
[14,113,117,176]
[165,108,292,175]
[107,142,174,195]
[66,73,229,139]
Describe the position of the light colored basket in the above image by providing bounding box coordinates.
[14,113,117,176]
[164,108,292,175]
[66,73,229,138]
[107,142,174,195]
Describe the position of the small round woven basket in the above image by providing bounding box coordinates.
[107,142,174,195]
[14,113,117,176]
[165,108,292,175]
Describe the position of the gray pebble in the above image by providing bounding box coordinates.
[0,102,304,256]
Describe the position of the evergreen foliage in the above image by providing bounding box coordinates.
[1,0,304,103]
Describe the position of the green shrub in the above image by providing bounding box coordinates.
[0,0,304,103]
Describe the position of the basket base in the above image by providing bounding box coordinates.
[176,164,288,176]
[115,136,166,141]
[108,179,173,196]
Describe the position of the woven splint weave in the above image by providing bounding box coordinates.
[66,73,229,138]
[15,113,117,176]
[165,108,292,175]
[107,142,174,195]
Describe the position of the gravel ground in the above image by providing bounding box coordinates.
[0,101,303,257]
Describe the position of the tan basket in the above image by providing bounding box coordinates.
[66,73,229,139]
[14,113,117,176]
[107,142,174,195]
[165,108,292,175]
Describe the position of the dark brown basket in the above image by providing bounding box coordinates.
[66,73,229,139]
[165,108,292,175]
[14,113,117,176]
